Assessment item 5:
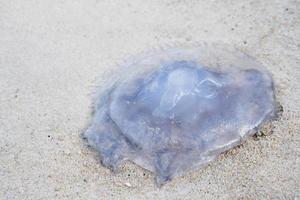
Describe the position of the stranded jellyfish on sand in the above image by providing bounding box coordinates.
[84,45,276,186]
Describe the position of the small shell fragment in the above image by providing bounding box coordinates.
[84,45,276,186]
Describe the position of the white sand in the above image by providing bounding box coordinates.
[0,0,299,199]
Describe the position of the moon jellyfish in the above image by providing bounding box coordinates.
[84,45,276,186]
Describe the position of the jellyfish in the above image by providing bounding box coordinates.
[84,45,276,186]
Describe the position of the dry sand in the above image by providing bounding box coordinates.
[0,0,299,199]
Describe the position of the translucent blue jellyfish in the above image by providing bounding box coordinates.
[84,45,276,186]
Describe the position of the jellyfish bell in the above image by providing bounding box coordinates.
[84,45,276,186]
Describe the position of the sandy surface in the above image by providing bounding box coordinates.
[1,0,299,199]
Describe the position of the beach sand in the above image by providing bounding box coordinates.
[0,0,299,199]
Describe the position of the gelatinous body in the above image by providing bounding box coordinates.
[84,46,276,186]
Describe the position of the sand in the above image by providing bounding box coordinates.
[0,0,299,199]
